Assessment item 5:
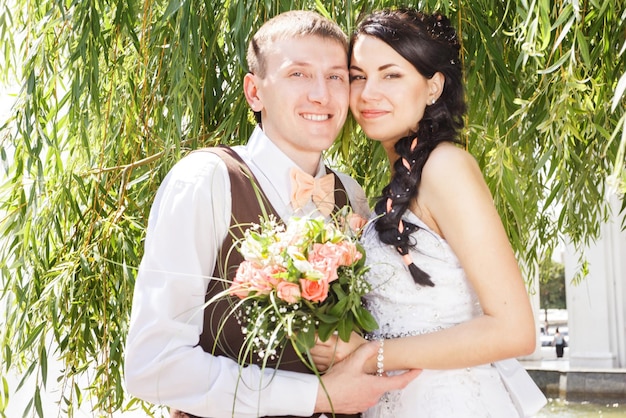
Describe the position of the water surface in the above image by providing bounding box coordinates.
[538,399,626,417]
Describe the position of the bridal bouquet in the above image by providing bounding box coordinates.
[228,211,377,369]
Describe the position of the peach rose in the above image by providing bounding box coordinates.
[299,277,329,303]
[276,281,301,304]
[335,241,362,266]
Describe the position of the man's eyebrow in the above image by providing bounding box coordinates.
[285,61,347,72]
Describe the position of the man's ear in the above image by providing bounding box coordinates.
[243,73,263,112]
[428,72,445,103]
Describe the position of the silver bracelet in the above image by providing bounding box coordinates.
[376,338,385,376]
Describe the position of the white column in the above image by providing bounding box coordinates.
[563,195,626,368]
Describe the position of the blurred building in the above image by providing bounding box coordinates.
[563,194,626,369]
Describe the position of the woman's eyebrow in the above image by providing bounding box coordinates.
[349,63,399,71]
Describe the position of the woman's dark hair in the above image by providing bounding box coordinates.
[351,8,467,286]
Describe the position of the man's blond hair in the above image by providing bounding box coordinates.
[246,10,348,78]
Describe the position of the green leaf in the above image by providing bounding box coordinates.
[316,312,340,324]
[337,313,353,342]
[34,387,44,418]
[316,322,335,342]
[328,297,349,317]
[552,16,575,54]
[162,0,186,20]
[19,322,46,352]
[612,71,626,112]
[537,51,570,74]
[354,307,378,332]
[295,324,316,351]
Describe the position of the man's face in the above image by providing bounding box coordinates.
[245,36,349,162]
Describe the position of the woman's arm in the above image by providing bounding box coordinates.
[376,143,535,373]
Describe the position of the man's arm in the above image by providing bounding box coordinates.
[124,152,319,417]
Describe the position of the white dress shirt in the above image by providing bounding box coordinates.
[124,126,369,417]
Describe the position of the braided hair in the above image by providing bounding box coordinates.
[351,9,467,286]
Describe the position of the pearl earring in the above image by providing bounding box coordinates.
[431,99,436,105]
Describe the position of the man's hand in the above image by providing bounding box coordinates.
[314,341,421,414]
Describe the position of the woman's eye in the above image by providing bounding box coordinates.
[291,72,304,77]
[384,73,401,79]
[350,74,365,82]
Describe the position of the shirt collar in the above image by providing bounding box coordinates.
[245,125,327,203]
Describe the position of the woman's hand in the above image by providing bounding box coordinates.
[310,331,368,372]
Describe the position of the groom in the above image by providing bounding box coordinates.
[124,10,420,418]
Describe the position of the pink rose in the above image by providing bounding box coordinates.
[230,261,254,298]
[310,258,339,283]
[310,243,341,264]
[276,281,301,304]
[231,261,278,299]
[262,264,285,287]
[299,277,329,303]
[310,242,361,268]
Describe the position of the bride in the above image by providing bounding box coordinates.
[311,8,538,417]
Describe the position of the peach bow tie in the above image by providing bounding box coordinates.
[289,167,335,216]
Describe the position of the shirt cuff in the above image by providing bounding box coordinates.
[264,369,319,416]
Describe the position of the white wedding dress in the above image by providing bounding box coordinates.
[361,211,519,418]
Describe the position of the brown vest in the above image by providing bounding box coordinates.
[181,146,358,418]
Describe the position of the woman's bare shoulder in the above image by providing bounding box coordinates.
[422,142,480,180]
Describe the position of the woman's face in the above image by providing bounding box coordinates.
[349,35,439,146]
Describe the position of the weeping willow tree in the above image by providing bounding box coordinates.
[0,0,624,416]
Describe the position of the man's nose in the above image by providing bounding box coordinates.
[308,77,331,104]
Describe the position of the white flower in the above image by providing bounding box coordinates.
[304,268,324,281]
[287,245,312,272]
[239,237,266,263]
